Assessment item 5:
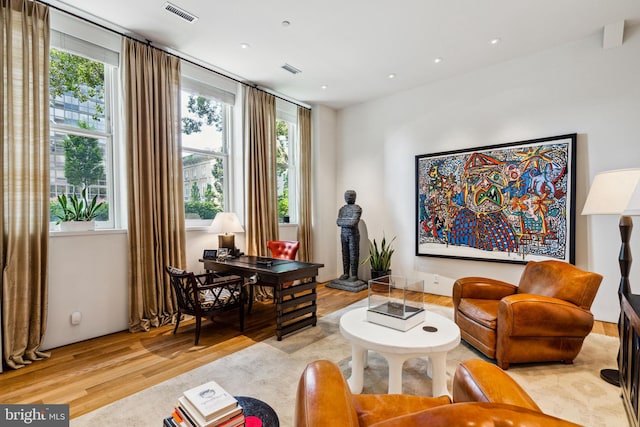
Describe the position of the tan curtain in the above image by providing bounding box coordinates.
[245,87,278,255]
[245,87,278,300]
[1,0,50,369]
[297,107,312,262]
[122,38,186,332]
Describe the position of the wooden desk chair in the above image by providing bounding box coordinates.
[166,266,244,345]
[248,240,300,313]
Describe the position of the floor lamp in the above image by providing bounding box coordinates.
[582,168,640,386]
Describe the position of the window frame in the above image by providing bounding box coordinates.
[276,100,299,225]
[48,46,119,230]
[180,80,234,228]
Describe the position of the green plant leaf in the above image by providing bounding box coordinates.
[361,234,396,271]
[54,190,106,223]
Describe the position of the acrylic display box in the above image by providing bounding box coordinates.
[366,275,425,331]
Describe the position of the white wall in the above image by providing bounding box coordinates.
[311,105,339,283]
[334,26,640,323]
[43,231,129,350]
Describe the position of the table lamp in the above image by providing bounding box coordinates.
[209,212,244,250]
[582,168,640,386]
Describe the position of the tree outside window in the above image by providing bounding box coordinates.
[63,123,104,192]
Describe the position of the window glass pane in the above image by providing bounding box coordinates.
[49,48,106,130]
[276,120,290,222]
[49,130,109,222]
[183,153,225,220]
[276,118,298,224]
[181,91,225,153]
[181,89,229,222]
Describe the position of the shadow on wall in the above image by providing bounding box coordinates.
[358,220,370,281]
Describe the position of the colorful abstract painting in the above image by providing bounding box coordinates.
[415,134,576,264]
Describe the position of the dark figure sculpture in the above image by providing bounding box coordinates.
[337,190,362,281]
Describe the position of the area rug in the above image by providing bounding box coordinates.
[71,300,626,427]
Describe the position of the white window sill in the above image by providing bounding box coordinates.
[50,228,127,237]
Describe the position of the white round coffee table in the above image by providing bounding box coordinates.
[339,306,460,397]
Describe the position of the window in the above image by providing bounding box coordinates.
[276,101,299,224]
[49,40,118,229]
[181,81,232,225]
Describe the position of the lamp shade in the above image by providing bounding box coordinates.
[209,212,244,233]
[623,180,640,216]
[581,168,640,215]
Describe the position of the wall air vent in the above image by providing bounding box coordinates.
[281,63,302,74]
[163,2,199,23]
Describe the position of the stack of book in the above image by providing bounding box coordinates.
[165,380,244,427]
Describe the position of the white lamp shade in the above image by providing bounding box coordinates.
[623,181,640,216]
[209,212,244,233]
[582,168,640,215]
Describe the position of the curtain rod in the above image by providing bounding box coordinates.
[36,0,311,111]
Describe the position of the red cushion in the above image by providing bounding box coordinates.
[267,240,299,260]
[267,241,300,288]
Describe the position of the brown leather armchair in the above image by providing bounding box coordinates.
[452,260,602,369]
[294,358,579,427]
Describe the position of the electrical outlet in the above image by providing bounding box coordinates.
[71,311,82,325]
[433,274,439,284]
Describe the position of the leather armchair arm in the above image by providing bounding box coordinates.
[452,359,540,410]
[294,360,360,427]
[368,402,581,427]
[499,294,595,337]
[453,277,517,304]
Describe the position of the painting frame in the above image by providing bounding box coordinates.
[415,134,577,264]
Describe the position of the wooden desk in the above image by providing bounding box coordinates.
[200,256,324,340]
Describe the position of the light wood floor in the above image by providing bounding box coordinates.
[0,284,617,419]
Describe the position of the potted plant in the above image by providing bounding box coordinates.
[54,188,106,231]
[361,235,396,279]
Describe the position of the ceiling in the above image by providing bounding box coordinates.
[49,0,640,110]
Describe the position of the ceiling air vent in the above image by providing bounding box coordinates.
[163,2,199,23]
[281,63,302,75]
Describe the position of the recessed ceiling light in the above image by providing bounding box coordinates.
[240,43,250,49]
[434,57,443,64]
[282,20,291,27]
[321,85,328,90]
[388,73,396,79]
[490,38,501,45]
